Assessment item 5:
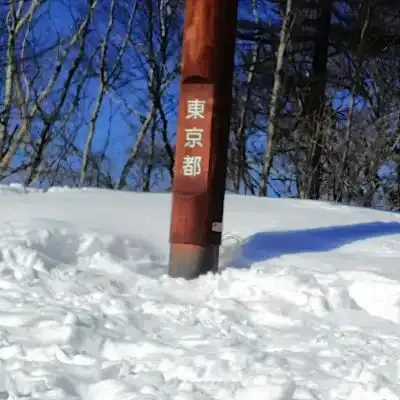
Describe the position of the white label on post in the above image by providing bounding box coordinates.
[212,222,223,233]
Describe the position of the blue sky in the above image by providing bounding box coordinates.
[6,0,374,196]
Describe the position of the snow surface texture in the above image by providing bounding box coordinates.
[0,184,400,399]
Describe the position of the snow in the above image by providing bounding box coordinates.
[0,183,400,399]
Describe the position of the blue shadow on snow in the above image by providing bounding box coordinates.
[240,221,400,264]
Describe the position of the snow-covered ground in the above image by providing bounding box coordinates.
[0,184,400,399]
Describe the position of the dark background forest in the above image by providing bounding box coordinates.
[1,0,400,210]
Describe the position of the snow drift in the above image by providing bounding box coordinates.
[0,184,399,399]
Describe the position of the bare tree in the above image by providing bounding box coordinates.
[334,0,372,201]
[0,0,99,180]
[79,0,138,186]
[259,0,293,196]
[113,0,182,190]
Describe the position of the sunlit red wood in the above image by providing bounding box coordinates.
[169,0,238,279]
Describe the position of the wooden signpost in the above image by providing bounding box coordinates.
[169,0,239,279]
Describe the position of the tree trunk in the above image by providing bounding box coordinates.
[259,0,293,196]
[305,0,333,200]
[335,0,371,202]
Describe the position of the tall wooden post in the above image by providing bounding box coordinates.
[169,0,239,279]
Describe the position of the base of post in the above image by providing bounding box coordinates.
[168,243,219,279]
